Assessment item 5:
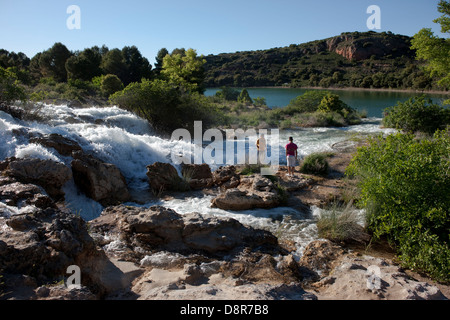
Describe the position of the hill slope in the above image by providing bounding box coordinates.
[203,31,435,90]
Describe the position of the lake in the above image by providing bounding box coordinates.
[204,87,449,118]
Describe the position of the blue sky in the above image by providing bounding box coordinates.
[0,0,446,65]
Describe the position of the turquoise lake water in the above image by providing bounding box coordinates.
[204,87,449,118]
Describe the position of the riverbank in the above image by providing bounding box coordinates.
[1,128,448,300]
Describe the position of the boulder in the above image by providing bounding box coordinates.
[0,207,99,285]
[0,181,55,210]
[3,157,72,200]
[212,165,240,189]
[29,133,82,157]
[211,175,281,210]
[89,205,279,258]
[146,162,182,192]
[71,151,130,206]
[181,163,214,189]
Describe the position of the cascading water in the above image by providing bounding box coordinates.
[0,103,396,258]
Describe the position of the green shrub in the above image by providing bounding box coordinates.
[101,74,124,97]
[0,66,27,103]
[110,79,223,133]
[346,130,450,282]
[383,96,450,134]
[300,152,330,175]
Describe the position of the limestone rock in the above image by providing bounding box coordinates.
[212,165,240,189]
[146,162,182,192]
[71,151,130,206]
[90,205,279,258]
[181,163,214,189]
[3,157,72,200]
[211,175,281,210]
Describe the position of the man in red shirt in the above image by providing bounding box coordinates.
[285,136,298,176]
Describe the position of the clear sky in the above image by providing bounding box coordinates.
[0,0,446,65]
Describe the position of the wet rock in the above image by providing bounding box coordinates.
[30,133,82,156]
[0,181,55,210]
[3,157,72,200]
[71,151,130,206]
[146,162,182,192]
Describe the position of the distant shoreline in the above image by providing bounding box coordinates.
[207,86,450,96]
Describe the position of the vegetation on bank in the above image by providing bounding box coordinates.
[203,31,445,91]
[346,130,449,282]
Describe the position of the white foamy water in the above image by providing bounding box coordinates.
[0,103,394,256]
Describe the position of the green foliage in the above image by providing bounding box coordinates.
[0,66,27,103]
[65,47,102,81]
[161,48,206,94]
[383,96,450,134]
[215,86,240,101]
[346,131,450,282]
[237,89,253,104]
[100,48,127,83]
[253,96,267,107]
[317,92,350,113]
[101,74,124,97]
[411,1,450,90]
[109,79,221,133]
[203,32,432,90]
[38,42,72,82]
[286,90,329,114]
[300,152,330,176]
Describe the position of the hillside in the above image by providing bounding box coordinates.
[203,31,436,90]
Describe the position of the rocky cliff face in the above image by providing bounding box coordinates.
[326,32,412,61]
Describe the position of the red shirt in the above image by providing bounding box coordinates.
[285,142,298,156]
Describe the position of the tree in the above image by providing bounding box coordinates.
[39,42,72,82]
[121,46,152,84]
[65,47,102,81]
[161,48,206,94]
[237,88,253,105]
[154,48,169,74]
[317,93,348,113]
[411,1,450,90]
[100,49,127,83]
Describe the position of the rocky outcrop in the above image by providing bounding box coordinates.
[0,181,55,211]
[146,162,182,192]
[299,240,447,300]
[211,174,281,210]
[1,157,72,200]
[181,163,214,189]
[212,165,240,189]
[0,206,103,297]
[326,33,412,61]
[71,151,130,206]
[89,205,279,258]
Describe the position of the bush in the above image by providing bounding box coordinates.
[101,74,124,97]
[383,96,450,134]
[346,131,450,282]
[0,66,27,103]
[300,152,330,175]
[110,79,222,133]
